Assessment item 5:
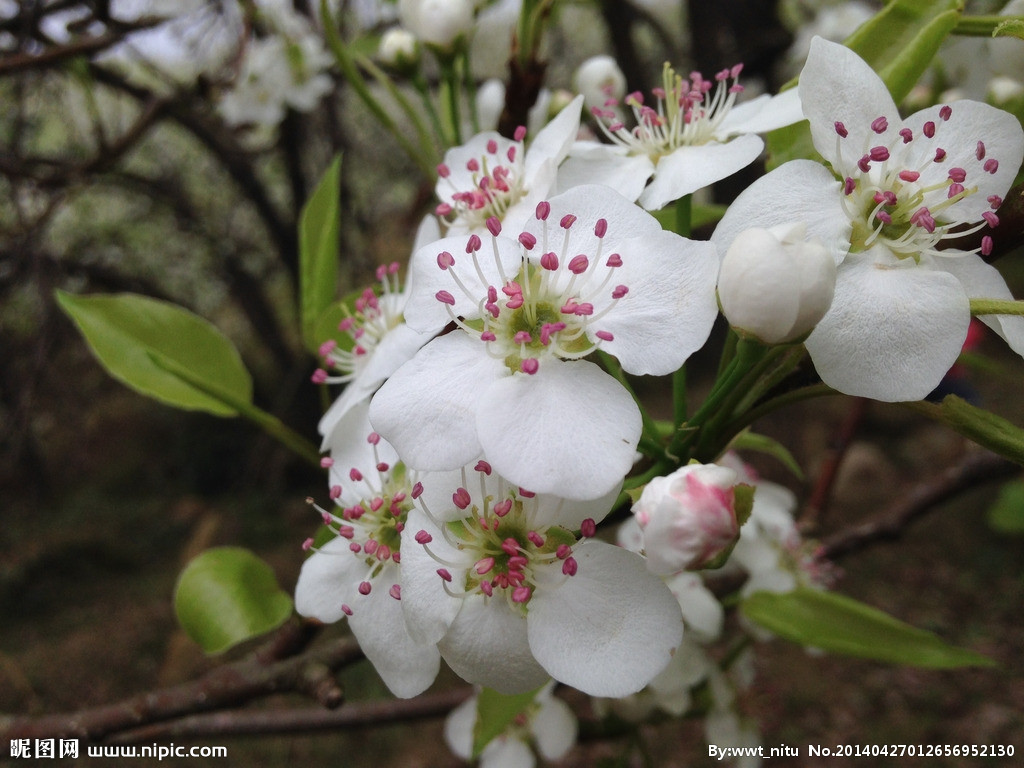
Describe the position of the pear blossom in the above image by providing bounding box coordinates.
[313,218,439,443]
[574,55,627,116]
[717,221,836,344]
[711,36,1024,402]
[399,462,684,697]
[294,403,440,699]
[444,682,578,768]
[631,463,744,574]
[434,95,584,236]
[369,184,720,499]
[557,63,804,210]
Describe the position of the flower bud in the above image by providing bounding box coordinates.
[399,0,474,52]
[632,463,742,574]
[718,222,836,344]
[378,27,420,71]
[574,55,627,114]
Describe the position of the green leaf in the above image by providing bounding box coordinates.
[55,291,252,417]
[987,480,1024,534]
[300,155,342,354]
[472,685,543,758]
[174,547,293,654]
[907,395,1024,465]
[741,587,994,668]
[766,0,963,168]
[994,18,1024,40]
[729,430,805,480]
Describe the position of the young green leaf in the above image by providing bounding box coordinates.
[908,395,1024,465]
[987,479,1024,534]
[472,685,544,758]
[55,290,252,417]
[741,587,994,668]
[300,154,342,354]
[174,547,293,654]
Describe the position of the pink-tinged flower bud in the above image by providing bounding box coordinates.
[717,222,836,344]
[632,463,742,574]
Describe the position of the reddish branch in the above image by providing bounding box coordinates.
[821,449,1018,560]
[108,688,472,743]
[0,623,361,744]
[800,397,868,531]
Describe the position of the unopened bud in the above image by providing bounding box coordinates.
[379,28,420,71]
[632,463,742,574]
[399,0,475,52]
[718,222,836,344]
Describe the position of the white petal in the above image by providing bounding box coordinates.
[596,231,720,375]
[443,696,477,759]
[413,213,442,251]
[369,333,507,471]
[523,94,584,180]
[476,360,641,499]
[718,88,804,136]
[439,594,551,693]
[522,184,663,264]
[932,252,1024,357]
[481,738,535,768]
[293,536,364,623]
[532,482,622,531]
[805,248,971,401]
[531,695,578,760]
[710,160,849,265]
[638,136,765,211]
[527,540,684,697]
[439,132,513,199]
[324,401,400,504]
[398,508,466,644]
[901,101,1023,222]
[404,234,523,333]
[348,570,441,698]
[554,144,653,203]
[799,37,899,168]
[664,572,724,642]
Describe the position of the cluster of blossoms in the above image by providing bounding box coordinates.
[296,27,1024,766]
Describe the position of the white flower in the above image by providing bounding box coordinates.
[399,462,684,697]
[557,63,803,210]
[399,0,475,51]
[435,95,584,236]
[717,222,836,344]
[294,403,440,699]
[632,463,743,574]
[711,37,1024,402]
[369,185,719,499]
[445,682,578,768]
[313,222,438,443]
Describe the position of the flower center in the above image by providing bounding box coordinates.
[834,107,1002,261]
[303,430,415,613]
[436,127,529,230]
[412,462,590,613]
[591,62,745,160]
[432,207,629,375]
[311,262,405,385]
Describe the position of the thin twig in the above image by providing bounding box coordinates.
[800,397,868,532]
[821,450,1018,560]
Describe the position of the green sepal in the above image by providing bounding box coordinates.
[472,685,545,758]
[55,290,252,417]
[741,587,995,668]
[300,155,342,354]
[174,547,294,655]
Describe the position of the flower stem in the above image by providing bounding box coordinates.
[970,298,1024,316]
[671,194,693,427]
[440,58,463,146]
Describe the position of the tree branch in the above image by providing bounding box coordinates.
[0,624,360,744]
[821,449,1018,560]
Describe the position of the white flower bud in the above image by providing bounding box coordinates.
[632,463,741,575]
[718,222,836,344]
[398,0,474,51]
[378,27,420,69]
[574,54,626,114]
